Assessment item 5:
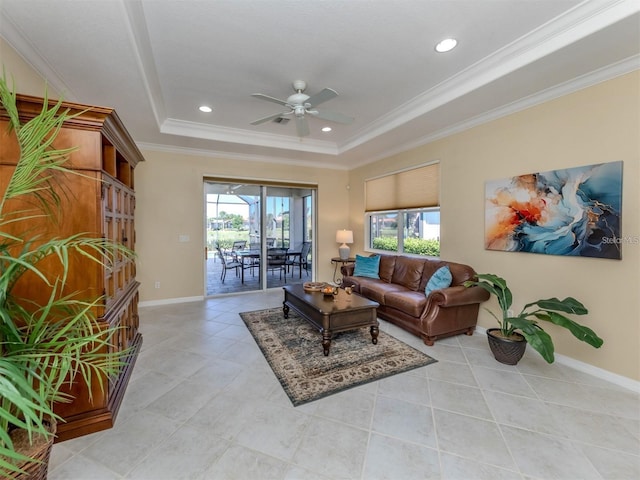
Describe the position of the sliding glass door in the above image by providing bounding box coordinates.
[205,180,315,295]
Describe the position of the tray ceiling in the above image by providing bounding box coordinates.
[1,0,638,168]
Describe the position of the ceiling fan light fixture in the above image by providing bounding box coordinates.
[199,105,213,113]
[435,38,457,53]
[251,80,354,137]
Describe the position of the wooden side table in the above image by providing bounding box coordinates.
[331,256,356,282]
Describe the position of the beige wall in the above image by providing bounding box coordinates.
[348,71,640,380]
[135,151,350,302]
[0,37,51,96]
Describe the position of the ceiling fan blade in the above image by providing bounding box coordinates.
[310,109,355,125]
[296,116,310,137]
[250,112,288,125]
[251,93,289,107]
[305,88,338,107]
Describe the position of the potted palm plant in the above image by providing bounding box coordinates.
[464,273,603,365]
[0,76,132,477]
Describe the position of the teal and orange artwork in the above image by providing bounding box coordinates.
[485,161,623,259]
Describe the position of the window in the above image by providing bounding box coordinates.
[365,163,440,257]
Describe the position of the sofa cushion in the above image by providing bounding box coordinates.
[384,290,428,318]
[419,260,449,292]
[360,281,407,306]
[353,254,380,279]
[377,254,396,283]
[425,265,452,295]
[391,256,425,291]
[344,275,376,291]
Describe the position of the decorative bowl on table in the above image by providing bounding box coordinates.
[303,282,325,292]
[321,285,338,296]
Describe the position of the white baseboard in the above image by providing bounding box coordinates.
[139,295,204,308]
[475,326,640,393]
[553,352,640,393]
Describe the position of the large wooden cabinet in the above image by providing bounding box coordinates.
[0,95,143,441]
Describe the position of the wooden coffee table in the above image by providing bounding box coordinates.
[282,284,379,356]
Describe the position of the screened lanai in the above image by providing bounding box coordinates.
[205,180,315,295]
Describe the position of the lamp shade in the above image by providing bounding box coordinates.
[336,230,353,260]
[335,230,353,244]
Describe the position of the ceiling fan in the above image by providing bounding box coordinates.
[250,80,354,137]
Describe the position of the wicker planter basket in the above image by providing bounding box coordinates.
[486,328,526,365]
[9,416,57,480]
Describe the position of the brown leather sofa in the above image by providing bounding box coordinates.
[341,254,489,346]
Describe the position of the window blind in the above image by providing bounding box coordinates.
[365,163,439,212]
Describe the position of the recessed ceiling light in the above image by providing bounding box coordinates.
[321,126,332,132]
[199,105,213,113]
[435,38,457,53]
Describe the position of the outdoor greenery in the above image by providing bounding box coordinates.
[206,219,291,253]
[464,273,604,363]
[209,211,245,231]
[207,230,249,251]
[372,237,440,257]
[0,76,131,475]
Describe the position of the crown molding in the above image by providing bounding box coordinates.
[346,55,640,170]
[143,55,638,171]
[136,141,349,170]
[3,0,636,163]
[339,0,640,155]
[121,0,640,155]
[160,118,339,155]
[121,0,166,129]
[0,15,76,100]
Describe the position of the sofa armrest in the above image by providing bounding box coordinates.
[424,285,490,312]
[341,263,356,276]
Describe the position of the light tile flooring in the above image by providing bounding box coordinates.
[49,290,640,479]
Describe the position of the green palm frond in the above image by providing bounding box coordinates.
[0,75,78,222]
[0,73,134,473]
[4,286,129,405]
[0,359,56,476]
[1,233,131,294]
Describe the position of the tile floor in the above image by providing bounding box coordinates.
[49,290,640,479]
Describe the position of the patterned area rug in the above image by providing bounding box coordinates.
[239,307,437,406]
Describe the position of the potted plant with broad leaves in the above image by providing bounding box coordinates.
[464,273,603,365]
[0,76,132,478]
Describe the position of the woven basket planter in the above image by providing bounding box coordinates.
[486,328,526,365]
[9,416,57,480]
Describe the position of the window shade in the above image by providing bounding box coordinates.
[365,163,439,211]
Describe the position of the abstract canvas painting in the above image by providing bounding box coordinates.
[485,161,623,259]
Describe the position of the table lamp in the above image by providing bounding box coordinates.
[336,229,353,260]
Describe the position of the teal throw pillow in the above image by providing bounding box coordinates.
[353,254,380,279]
[425,266,452,296]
